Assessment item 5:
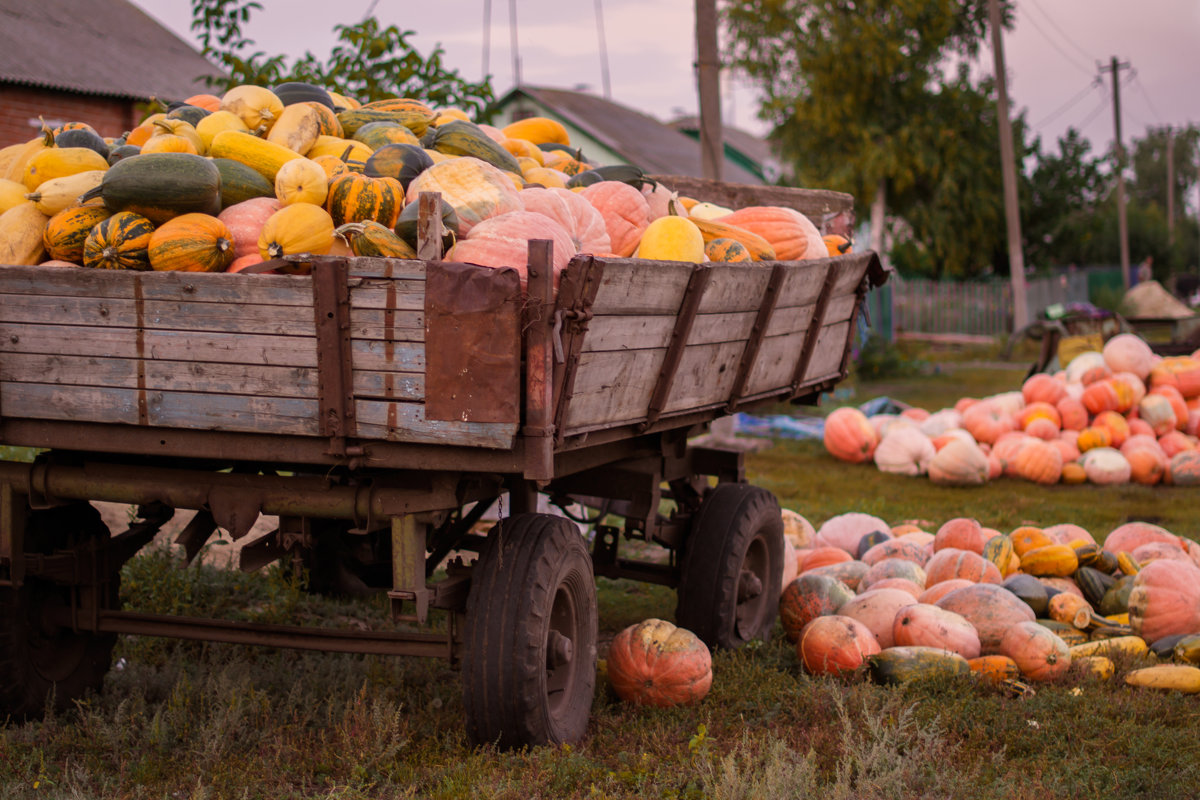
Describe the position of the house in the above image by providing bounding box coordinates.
[669,115,787,184]
[490,85,767,185]
[0,0,224,146]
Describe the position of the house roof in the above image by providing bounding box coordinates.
[500,86,764,185]
[0,0,224,101]
[670,115,780,178]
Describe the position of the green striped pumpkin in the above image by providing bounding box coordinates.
[324,172,405,227]
[82,211,155,270]
[43,205,112,263]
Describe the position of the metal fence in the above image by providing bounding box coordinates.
[885,271,1091,337]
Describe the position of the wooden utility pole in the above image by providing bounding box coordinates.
[1102,56,1132,288]
[988,0,1028,331]
[1167,125,1176,248]
[695,0,723,181]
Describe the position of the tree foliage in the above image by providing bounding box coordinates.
[723,0,1010,278]
[188,0,494,117]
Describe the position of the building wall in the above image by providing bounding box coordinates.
[0,85,142,147]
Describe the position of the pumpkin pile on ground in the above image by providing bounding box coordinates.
[823,334,1200,487]
[776,508,1200,692]
[0,83,845,277]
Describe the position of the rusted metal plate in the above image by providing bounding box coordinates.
[425,261,522,424]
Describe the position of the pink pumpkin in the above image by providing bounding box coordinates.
[893,603,981,659]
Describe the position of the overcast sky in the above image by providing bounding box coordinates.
[129,0,1199,159]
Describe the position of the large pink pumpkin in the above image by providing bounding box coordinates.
[935,583,1036,654]
[797,615,881,675]
[835,588,916,649]
[893,603,981,659]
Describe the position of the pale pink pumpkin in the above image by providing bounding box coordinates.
[917,578,974,605]
[447,210,575,289]
[962,400,1016,445]
[1159,430,1198,458]
[933,518,990,554]
[1022,373,1067,405]
[1103,333,1155,379]
[1055,397,1089,431]
[936,583,1036,654]
[835,587,917,649]
[893,603,981,659]
[1131,541,1191,565]
[1103,521,1180,554]
[1000,620,1071,682]
[218,197,282,259]
[1044,523,1096,546]
[924,548,1002,586]
[517,187,611,254]
[1150,385,1190,431]
[868,577,924,599]
[579,181,650,257]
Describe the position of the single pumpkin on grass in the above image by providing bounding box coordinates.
[797,614,880,675]
[823,407,878,463]
[606,619,712,707]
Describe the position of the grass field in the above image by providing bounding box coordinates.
[2,343,1200,799]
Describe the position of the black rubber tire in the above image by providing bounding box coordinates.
[462,513,597,749]
[675,483,784,650]
[0,501,117,720]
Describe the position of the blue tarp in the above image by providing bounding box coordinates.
[732,396,911,440]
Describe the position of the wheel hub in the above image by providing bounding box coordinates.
[547,630,573,668]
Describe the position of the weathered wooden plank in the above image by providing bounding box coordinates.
[355,401,517,449]
[348,283,427,311]
[0,266,316,306]
[348,307,424,342]
[351,371,424,401]
[742,330,809,396]
[803,321,853,382]
[661,340,745,413]
[583,311,758,353]
[0,382,320,435]
[0,352,318,398]
[352,340,424,372]
[344,258,426,280]
[0,294,318,336]
[0,323,318,366]
[762,305,816,339]
[589,260,694,315]
[775,262,832,308]
[696,265,772,314]
[562,348,665,430]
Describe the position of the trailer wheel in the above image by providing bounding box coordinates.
[462,513,597,749]
[0,501,118,720]
[675,483,783,650]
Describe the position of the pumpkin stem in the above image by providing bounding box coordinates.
[38,116,55,146]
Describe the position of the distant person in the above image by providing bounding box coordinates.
[1137,256,1154,284]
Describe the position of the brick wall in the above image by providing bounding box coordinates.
[0,85,142,147]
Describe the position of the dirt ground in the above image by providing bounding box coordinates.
[93,501,278,570]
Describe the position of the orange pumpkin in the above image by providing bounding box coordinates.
[1000,620,1071,682]
[148,213,236,272]
[1056,397,1089,431]
[42,204,111,263]
[968,655,1022,685]
[924,548,1002,586]
[1012,438,1063,484]
[799,546,853,573]
[797,615,880,675]
[1128,559,1200,644]
[606,619,712,707]
[82,210,154,270]
[917,578,974,605]
[716,205,823,260]
[823,407,878,463]
[1093,410,1130,447]
[932,518,989,554]
[1149,356,1200,398]
[860,537,929,567]
[961,400,1016,445]
[1022,373,1067,405]
[1076,426,1112,452]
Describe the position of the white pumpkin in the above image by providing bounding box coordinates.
[1103,333,1155,380]
[1138,394,1178,437]
[873,426,937,476]
[928,439,990,486]
[1065,351,1106,384]
[1080,447,1131,485]
[918,408,964,438]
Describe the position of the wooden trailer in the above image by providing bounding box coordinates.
[0,182,887,748]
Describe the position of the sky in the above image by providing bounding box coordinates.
[128,0,1200,160]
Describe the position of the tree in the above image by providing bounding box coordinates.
[1020,127,1109,270]
[722,0,1010,276]
[1129,125,1200,217]
[188,0,494,118]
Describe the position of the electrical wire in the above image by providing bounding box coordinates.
[1021,2,1094,76]
[1027,0,1095,66]
[1076,94,1111,132]
[1129,69,1165,124]
[1032,77,1104,130]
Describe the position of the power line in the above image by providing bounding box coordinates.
[1032,77,1104,129]
[1021,2,1093,76]
[1076,94,1111,133]
[1027,0,1094,66]
[1129,69,1165,124]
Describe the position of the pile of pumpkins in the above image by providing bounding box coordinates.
[0,82,842,280]
[777,510,1200,691]
[824,333,1200,487]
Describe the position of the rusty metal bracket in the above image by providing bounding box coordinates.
[790,262,840,393]
[640,264,712,432]
[727,263,786,413]
[552,256,606,447]
[312,258,357,457]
